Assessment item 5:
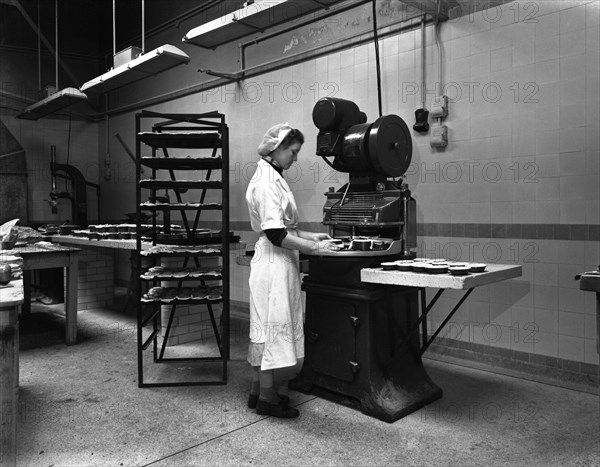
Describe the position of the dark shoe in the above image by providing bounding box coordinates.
[247,393,259,409]
[277,394,290,406]
[248,393,289,408]
[256,399,299,418]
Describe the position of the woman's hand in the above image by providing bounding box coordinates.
[314,239,341,253]
[312,232,332,242]
[297,230,331,242]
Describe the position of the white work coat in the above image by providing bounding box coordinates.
[245,159,304,370]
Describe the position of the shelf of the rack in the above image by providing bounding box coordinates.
[140,156,223,170]
[143,233,239,245]
[139,202,222,211]
[140,274,222,281]
[139,180,222,190]
[138,131,222,148]
[141,297,223,304]
[139,247,222,257]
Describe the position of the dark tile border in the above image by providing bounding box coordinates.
[429,337,599,390]
[415,223,598,241]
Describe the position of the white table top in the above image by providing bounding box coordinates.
[0,280,24,308]
[361,264,522,290]
[51,235,246,251]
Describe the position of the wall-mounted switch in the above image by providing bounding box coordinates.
[430,96,448,118]
[430,123,448,148]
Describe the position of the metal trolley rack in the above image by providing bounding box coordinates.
[135,110,231,387]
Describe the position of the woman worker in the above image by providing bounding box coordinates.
[245,123,340,418]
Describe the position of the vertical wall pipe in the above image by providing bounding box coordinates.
[55,0,58,89]
[105,95,111,181]
[435,0,443,97]
[37,0,41,91]
[435,0,445,125]
[371,0,382,117]
[420,15,426,110]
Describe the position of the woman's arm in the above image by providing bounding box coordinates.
[296,229,331,242]
[281,232,338,255]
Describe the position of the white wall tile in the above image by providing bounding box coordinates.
[587,200,600,223]
[491,46,512,72]
[533,262,558,286]
[534,331,559,357]
[560,4,587,34]
[559,78,587,106]
[535,34,559,63]
[583,338,599,364]
[558,310,586,337]
[535,11,560,39]
[558,334,585,361]
[558,287,586,313]
[560,200,588,223]
[559,29,587,57]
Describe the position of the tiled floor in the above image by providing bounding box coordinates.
[15,296,600,467]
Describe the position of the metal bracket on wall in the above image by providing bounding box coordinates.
[197,69,244,81]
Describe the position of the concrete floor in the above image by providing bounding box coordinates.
[16,294,600,467]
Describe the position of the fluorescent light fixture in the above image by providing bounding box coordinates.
[16,87,87,120]
[81,44,190,94]
[182,0,345,49]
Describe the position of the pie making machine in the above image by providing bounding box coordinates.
[295,97,442,423]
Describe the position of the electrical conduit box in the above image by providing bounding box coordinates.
[430,96,448,118]
[430,124,448,149]
[114,46,143,68]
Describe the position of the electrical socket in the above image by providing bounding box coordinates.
[430,124,448,148]
[430,96,448,118]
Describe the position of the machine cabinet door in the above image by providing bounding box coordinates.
[306,295,357,382]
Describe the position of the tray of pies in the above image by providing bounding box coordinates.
[140,156,223,170]
[138,132,222,149]
[141,285,223,302]
[140,245,222,256]
[141,266,222,280]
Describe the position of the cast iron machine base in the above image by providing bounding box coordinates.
[293,256,442,423]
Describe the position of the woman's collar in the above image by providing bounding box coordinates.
[261,155,283,175]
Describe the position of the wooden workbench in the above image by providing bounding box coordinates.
[0,279,23,466]
[3,244,80,345]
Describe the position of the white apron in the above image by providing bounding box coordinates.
[246,159,304,370]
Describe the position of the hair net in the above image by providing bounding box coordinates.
[257,123,293,157]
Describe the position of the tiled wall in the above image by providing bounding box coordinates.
[73,247,114,310]
[409,1,599,366]
[217,0,598,366]
[104,0,598,366]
